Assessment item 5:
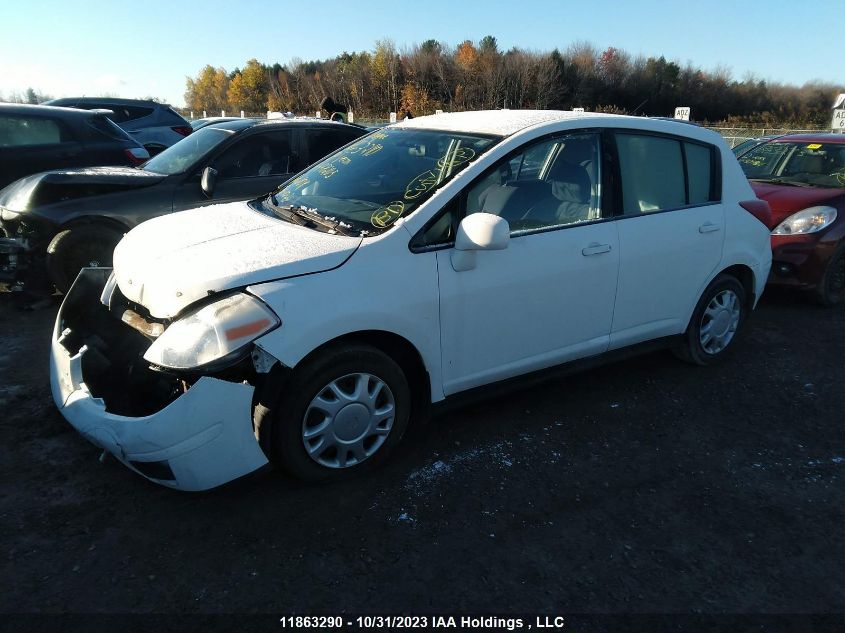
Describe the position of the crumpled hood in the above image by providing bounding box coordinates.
[751,182,845,227]
[0,167,165,212]
[113,201,362,318]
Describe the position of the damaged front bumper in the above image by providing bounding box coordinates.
[0,236,28,284]
[49,268,269,491]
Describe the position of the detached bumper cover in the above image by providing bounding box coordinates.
[50,268,269,491]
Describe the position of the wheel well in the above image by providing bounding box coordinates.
[59,216,130,236]
[719,264,756,309]
[302,331,432,423]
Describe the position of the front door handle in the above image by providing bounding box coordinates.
[582,242,612,256]
[699,222,721,234]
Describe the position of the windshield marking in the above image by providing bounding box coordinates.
[403,145,476,201]
[270,128,497,236]
[370,201,406,228]
[404,170,440,201]
[318,164,339,178]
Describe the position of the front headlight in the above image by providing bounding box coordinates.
[143,293,280,370]
[772,206,837,235]
[0,208,20,222]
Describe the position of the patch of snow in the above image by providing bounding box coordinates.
[395,109,609,136]
[404,441,514,496]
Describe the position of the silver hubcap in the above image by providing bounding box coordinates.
[302,373,395,469]
[699,289,741,354]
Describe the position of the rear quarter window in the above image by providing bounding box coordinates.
[0,116,68,147]
[685,142,714,204]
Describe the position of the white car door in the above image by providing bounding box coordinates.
[609,132,726,348]
[425,132,621,396]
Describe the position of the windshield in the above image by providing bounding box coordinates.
[142,127,233,175]
[739,141,845,188]
[269,128,498,235]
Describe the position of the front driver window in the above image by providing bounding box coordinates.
[465,132,601,234]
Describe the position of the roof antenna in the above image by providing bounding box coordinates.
[631,99,648,116]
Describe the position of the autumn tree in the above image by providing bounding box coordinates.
[399,81,433,117]
[184,38,842,125]
[227,59,269,113]
[184,65,230,113]
[371,39,401,114]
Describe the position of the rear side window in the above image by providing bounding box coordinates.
[0,116,67,147]
[98,105,154,123]
[303,128,361,166]
[616,133,718,214]
[72,103,154,123]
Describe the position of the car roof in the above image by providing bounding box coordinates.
[769,133,845,144]
[203,118,364,132]
[0,102,104,119]
[394,109,703,138]
[45,97,170,108]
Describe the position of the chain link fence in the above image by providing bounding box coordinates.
[704,126,833,148]
[176,108,838,144]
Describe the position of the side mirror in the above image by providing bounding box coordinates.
[201,166,218,198]
[451,212,510,272]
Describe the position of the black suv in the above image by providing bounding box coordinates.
[0,103,148,189]
[0,118,367,292]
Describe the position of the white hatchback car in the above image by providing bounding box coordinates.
[50,110,772,490]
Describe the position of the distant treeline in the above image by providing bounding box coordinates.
[181,37,838,125]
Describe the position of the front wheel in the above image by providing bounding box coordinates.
[46,224,124,294]
[268,343,411,482]
[815,243,845,307]
[676,274,747,366]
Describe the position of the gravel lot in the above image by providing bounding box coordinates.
[1,288,844,630]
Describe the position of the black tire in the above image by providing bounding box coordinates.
[46,224,124,294]
[815,243,845,307]
[268,343,411,482]
[675,274,747,366]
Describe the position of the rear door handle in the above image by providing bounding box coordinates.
[699,222,721,234]
[582,243,612,256]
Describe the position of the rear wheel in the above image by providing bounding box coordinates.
[815,244,845,307]
[46,224,124,294]
[268,343,411,482]
[676,274,747,366]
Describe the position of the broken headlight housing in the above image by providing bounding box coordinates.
[143,293,280,371]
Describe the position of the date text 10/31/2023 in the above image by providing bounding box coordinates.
[278,615,567,630]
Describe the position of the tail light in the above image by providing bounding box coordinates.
[124,147,150,166]
[739,199,772,229]
[171,125,192,137]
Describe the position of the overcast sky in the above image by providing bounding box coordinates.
[2,0,842,107]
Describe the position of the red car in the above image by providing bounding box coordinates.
[738,134,845,305]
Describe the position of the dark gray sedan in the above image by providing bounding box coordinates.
[0,118,366,292]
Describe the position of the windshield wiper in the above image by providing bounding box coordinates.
[268,198,356,236]
[750,177,814,188]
